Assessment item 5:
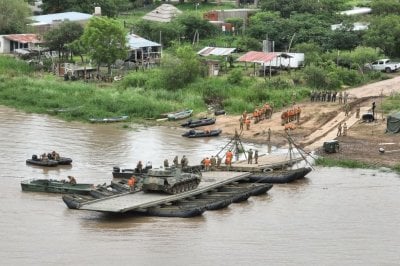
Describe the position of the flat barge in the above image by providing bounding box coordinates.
[63,171,273,217]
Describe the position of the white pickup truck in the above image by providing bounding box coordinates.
[367,59,400,73]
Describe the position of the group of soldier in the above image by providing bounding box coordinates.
[252,103,273,124]
[40,150,60,161]
[310,90,349,105]
[166,155,189,168]
[247,148,258,164]
[281,106,301,126]
[239,103,274,131]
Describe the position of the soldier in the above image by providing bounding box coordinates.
[247,149,253,164]
[345,103,350,116]
[181,155,188,167]
[164,159,169,168]
[327,91,331,102]
[136,161,143,173]
[337,122,342,136]
[344,92,348,104]
[245,118,251,130]
[204,157,211,171]
[267,127,271,142]
[210,155,216,170]
[372,101,376,119]
[343,122,348,136]
[332,91,337,102]
[254,150,259,164]
[338,91,343,104]
[216,155,222,167]
[310,90,314,102]
[356,105,360,119]
[296,106,301,123]
[173,155,178,166]
[239,116,244,131]
[67,175,77,185]
[316,91,321,101]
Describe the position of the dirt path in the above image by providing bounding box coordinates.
[206,75,400,167]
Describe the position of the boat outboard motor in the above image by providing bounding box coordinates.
[113,166,120,173]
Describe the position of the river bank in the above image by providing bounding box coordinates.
[195,76,400,170]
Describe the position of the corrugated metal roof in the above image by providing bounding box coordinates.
[143,4,182,23]
[3,34,42,44]
[237,51,278,63]
[197,47,236,56]
[127,34,161,49]
[29,12,92,26]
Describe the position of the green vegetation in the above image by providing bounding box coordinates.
[315,157,373,169]
[315,157,400,173]
[0,0,31,34]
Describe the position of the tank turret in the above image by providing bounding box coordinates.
[142,166,201,194]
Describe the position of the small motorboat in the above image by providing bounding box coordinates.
[21,178,94,194]
[180,117,216,128]
[89,115,129,123]
[167,109,193,120]
[182,129,222,138]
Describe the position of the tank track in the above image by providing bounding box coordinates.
[164,179,200,194]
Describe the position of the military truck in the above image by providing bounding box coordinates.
[142,167,201,194]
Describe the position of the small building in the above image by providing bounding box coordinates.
[0,34,42,54]
[142,4,182,23]
[60,63,97,79]
[126,34,162,68]
[331,22,369,31]
[28,12,93,35]
[237,51,304,77]
[197,47,236,76]
[203,9,259,24]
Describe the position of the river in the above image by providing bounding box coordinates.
[0,106,399,265]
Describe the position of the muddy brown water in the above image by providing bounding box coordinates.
[1,106,399,265]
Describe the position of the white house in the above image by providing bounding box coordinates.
[28,12,93,35]
[0,34,42,54]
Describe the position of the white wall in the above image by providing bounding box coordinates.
[0,36,11,54]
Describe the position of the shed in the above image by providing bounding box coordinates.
[387,112,400,133]
[197,47,236,76]
[126,34,162,68]
[142,4,182,23]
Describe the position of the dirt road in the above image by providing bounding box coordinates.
[210,75,400,167]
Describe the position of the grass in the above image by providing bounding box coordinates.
[315,157,400,173]
[315,157,373,169]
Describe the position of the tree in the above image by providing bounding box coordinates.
[261,0,346,18]
[0,0,31,34]
[81,17,128,75]
[160,45,203,90]
[44,21,83,61]
[370,0,400,15]
[363,15,400,58]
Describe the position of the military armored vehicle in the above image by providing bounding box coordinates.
[142,167,201,194]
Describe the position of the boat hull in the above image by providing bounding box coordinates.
[248,167,312,183]
[182,129,222,138]
[21,179,94,194]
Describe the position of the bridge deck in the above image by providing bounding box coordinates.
[79,171,250,213]
[218,153,303,172]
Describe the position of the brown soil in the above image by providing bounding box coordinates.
[197,75,400,168]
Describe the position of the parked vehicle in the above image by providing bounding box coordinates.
[366,59,400,73]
